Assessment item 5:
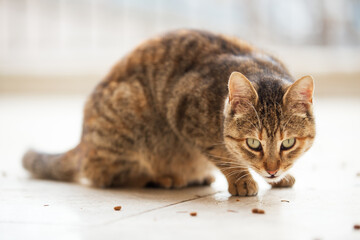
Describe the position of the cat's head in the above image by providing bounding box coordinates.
[223,72,315,183]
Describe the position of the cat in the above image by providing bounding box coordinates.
[22,29,315,196]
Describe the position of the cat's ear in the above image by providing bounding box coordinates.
[283,75,314,105]
[228,72,258,105]
[283,76,314,115]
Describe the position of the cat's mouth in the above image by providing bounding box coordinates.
[265,175,278,179]
[263,173,287,183]
[251,167,283,182]
[264,176,280,184]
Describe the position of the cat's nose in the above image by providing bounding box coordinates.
[264,161,280,176]
[266,170,278,176]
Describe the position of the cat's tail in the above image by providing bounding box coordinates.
[22,146,80,182]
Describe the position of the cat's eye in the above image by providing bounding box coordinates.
[281,138,296,150]
[246,138,262,151]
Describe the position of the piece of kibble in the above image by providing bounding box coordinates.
[190,212,197,217]
[236,199,240,202]
[114,206,122,211]
[252,208,265,214]
[281,200,290,203]
[354,224,360,230]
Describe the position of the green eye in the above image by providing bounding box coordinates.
[281,138,296,150]
[246,138,262,151]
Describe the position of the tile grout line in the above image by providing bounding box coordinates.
[98,191,222,227]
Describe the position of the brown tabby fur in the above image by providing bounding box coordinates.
[23,30,316,196]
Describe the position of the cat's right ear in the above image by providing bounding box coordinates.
[283,75,314,115]
[283,76,314,105]
[228,72,258,105]
[283,75,314,105]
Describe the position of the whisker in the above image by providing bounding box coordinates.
[221,165,248,170]
[284,174,290,182]
[206,154,238,162]
[283,112,297,129]
[246,101,262,130]
[224,170,239,178]
[226,171,244,179]
[235,173,250,183]
[251,166,260,171]
[214,161,249,168]
[243,118,259,132]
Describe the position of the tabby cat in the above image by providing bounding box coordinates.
[23,30,315,196]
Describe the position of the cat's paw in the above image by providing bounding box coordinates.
[202,175,215,185]
[228,176,258,196]
[153,176,173,188]
[152,176,188,189]
[270,174,295,188]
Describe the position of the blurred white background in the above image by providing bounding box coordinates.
[0,0,359,95]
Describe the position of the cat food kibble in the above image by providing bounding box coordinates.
[252,208,265,214]
[190,212,197,217]
[114,206,122,211]
[354,224,360,230]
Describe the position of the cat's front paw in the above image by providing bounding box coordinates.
[228,176,258,196]
[270,174,295,188]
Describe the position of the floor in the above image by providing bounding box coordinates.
[0,95,360,240]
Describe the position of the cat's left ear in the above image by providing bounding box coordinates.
[283,75,314,105]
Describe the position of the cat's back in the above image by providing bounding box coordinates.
[124,29,257,70]
[109,29,289,87]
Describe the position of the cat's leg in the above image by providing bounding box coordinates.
[270,174,295,188]
[151,177,173,188]
[225,169,258,196]
[206,147,258,196]
[151,174,214,188]
[151,176,188,189]
[185,174,215,186]
[82,158,152,188]
[79,145,152,188]
[143,134,216,189]
[80,80,156,188]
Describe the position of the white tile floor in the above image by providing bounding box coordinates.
[0,95,360,240]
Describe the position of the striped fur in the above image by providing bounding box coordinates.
[23,30,315,195]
